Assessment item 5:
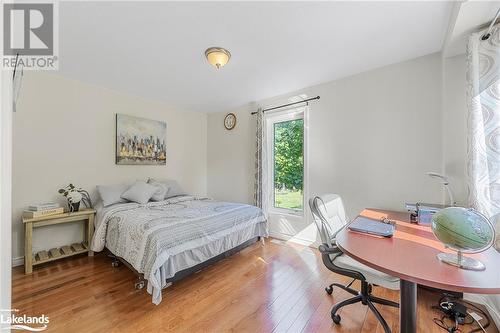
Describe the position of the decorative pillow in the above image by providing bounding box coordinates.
[121,181,157,204]
[96,184,130,207]
[148,178,186,199]
[149,181,169,201]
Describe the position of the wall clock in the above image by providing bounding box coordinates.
[224,113,236,130]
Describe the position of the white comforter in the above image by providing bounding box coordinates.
[91,196,268,304]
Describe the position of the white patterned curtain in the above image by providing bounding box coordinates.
[467,26,500,221]
[254,109,268,217]
[464,26,500,328]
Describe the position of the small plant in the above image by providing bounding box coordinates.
[58,184,92,212]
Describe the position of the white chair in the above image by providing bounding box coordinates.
[309,194,399,333]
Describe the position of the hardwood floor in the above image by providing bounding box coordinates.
[12,238,497,333]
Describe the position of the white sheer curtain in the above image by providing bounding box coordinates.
[467,25,500,220]
[254,109,269,218]
[466,25,500,329]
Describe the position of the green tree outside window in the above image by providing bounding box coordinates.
[273,119,304,210]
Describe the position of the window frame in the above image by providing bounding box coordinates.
[266,107,306,216]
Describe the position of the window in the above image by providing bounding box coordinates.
[267,110,305,214]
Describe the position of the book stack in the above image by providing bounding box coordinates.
[23,203,64,219]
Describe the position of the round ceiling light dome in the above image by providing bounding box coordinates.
[205,47,231,69]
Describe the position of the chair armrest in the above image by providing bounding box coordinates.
[318,243,342,255]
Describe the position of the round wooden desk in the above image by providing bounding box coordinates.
[336,209,500,333]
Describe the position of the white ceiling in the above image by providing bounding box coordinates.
[59,1,452,113]
[443,1,500,58]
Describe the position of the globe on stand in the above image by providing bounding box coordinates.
[431,207,495,271]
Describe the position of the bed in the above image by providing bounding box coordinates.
[91,195,268,304]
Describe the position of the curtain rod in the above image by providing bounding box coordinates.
[251,96,320,115]
[481,7,500,40]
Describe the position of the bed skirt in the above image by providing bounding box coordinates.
[147,221,268,304]
[108,221,267,304]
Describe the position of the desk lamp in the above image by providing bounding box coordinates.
[427,172,456,206]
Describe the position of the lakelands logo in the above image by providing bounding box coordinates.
[1,309,49,331]
[2,2,59,70]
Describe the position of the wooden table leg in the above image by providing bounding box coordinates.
[87,214,94,256]
[400,279,417,333]
[24,222,33,274]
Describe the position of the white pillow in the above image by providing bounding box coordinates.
[148,178,186,199]
[121,181,157,204]
[149,181,169,201]
[97,184,130,207]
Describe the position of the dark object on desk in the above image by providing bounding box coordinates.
[405,202,447,225]
[405,202,419,222]
[348,216,395,237]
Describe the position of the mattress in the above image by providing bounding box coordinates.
[91,196,268,304]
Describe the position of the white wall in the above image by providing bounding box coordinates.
[208,53,445,243]
[207,104,256,204]
[12,72,207,262]
[443,54,468,205]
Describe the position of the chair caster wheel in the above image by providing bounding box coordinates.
[111,260,120,268]
[134,281,145,290]
[325,286,333,295]
[332,314,341,324]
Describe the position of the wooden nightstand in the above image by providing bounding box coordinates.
[23,208,96,274]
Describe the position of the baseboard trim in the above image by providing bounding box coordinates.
[464,293,500,329]
[12,256,23,267]
[269,231,319,248]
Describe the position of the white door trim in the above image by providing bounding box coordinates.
[264,106,313,244]
[265,107,307,215]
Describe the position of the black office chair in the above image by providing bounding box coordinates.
[310,194,399,333]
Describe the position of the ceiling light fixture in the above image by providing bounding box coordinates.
[205,47,231,69]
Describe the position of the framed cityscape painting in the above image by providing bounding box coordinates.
[115,114,166,165]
